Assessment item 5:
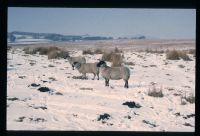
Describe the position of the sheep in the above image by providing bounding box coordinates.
[63,55,86,70]
[96,61,130,88]
[73,62,99,80]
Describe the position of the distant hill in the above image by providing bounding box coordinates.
[8,31,114,44]
[117,34,146,40]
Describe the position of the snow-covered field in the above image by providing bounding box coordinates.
[7,41,195,131]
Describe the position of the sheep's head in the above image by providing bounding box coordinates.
[97,61,107,68]
[63,54,70,59]
[73,62,81,69]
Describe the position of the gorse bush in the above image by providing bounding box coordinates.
[94,48,104,54]
[114,47,122,53]
[188,49,195,56]
[181,92,195,105]
[178,51,192,61]
[101,51,123,67]
[145,48,165,54]
[148,85,163,97]
[82,49,94,55]
[111,53,123,67]
[166,50,180,60]
[166,50,192,61]
[124,61,135,66]
[23,46,68,59]
[82,48,104,55]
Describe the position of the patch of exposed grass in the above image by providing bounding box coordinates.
[148,85,163,97]
[94,48,104,54]
[23,46,68,59]
[166,50,180,60]
[188,49,195,55]
[181,93,195,104]
[166,50,192,61]
[124,61,135,66]
[145,48,164,54]
[111,53,123,67]
[178,64,185,68]
[114,47,123,53]
[48,50,69,59]
[82,49,94,55]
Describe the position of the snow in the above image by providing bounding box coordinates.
[7,45,195,131]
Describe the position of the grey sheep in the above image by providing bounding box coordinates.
[73,62,99,80]
[64,55,86,70]
[97,61,130,88]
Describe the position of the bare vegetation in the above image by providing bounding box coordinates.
[94,48,104,54]
[148,85,164,97]
[111,53,123,67]
[181,93,195,105]
[166,50,192,61]
[23,46,68,59]
[145,48,164,54]
[82,49,94,55]
[114,47,123,53]
[124,61,135,66]
[101,48,124,67]
[178,64,185,68]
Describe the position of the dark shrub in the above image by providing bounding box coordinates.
[94,49,104,54]
[82,49,94,55]
[166,50,180,60]
[111,53,123,67]
[179,51,192,61]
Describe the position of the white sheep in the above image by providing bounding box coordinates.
[64,55,86,70]
[73,62,99,80]
[97,61,130,88]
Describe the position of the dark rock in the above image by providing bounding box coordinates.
[29,105,47,110]
[125,115,131,119]
[16,116,26,122]
[122,101,142,108]
[48,64,55,67]
[41,80,48,83]
[29,117,46,122]
[29,83,40,87]
[49,77,56,81]
[72,76,88,80]
[97,113,111,121]
[142,120,158,127]
[55,92,63,95]
[18,76,26,79]
[183,114,195,119]
[30,62,36,66]
[7,97,19,101]
[174,112,181,116]
[38,87,51,93]
[183,123,194,127]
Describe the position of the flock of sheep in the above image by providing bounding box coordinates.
[63,54,131,88]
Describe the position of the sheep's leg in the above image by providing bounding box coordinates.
[107,79,109,86]
[105,79,109,86]
[124,80,129,88]
[72,65,74,70]
[105,79,107,86]
[97,73,99,80]
[92,73,96,80]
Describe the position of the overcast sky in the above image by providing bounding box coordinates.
[8,8,196,39]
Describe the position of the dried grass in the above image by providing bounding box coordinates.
[148,85,164,97]
[82,49,94,55]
